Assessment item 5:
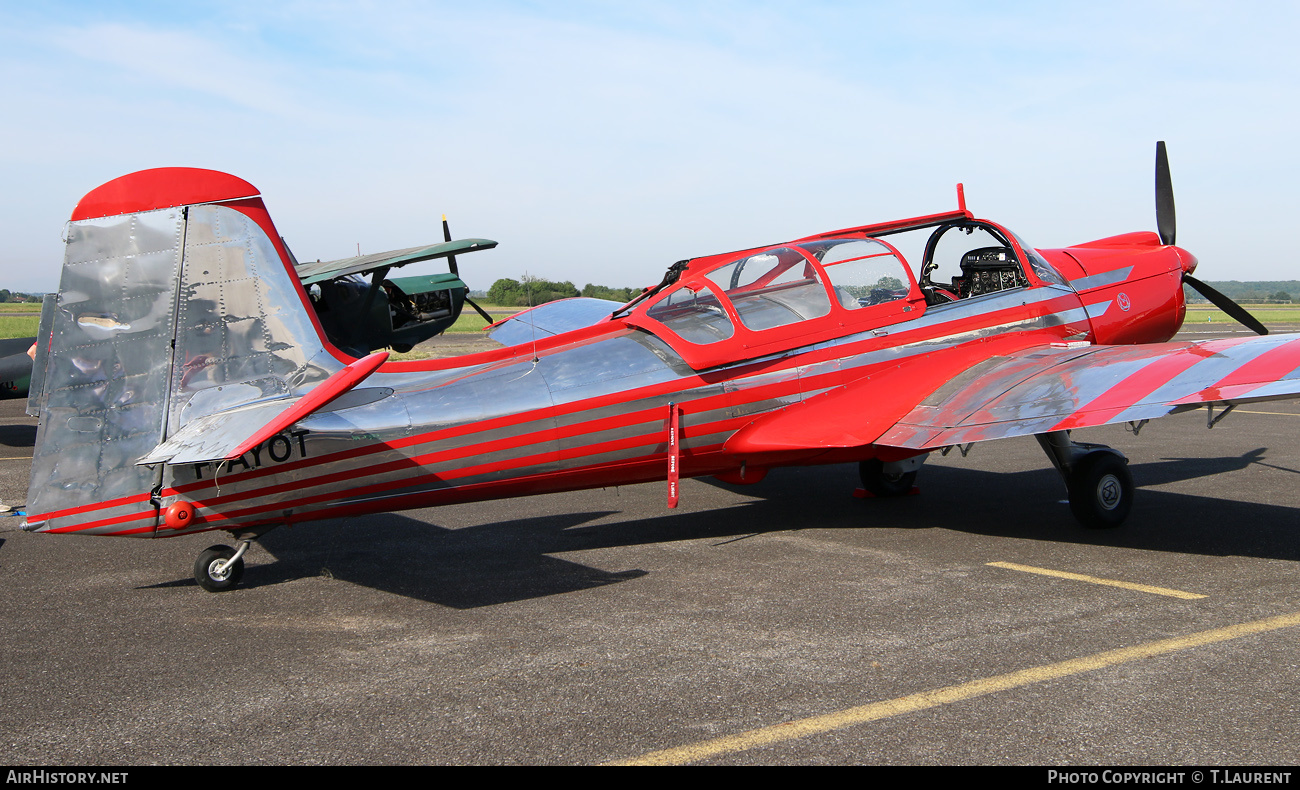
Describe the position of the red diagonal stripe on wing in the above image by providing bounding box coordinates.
[1049,337,1256,430]
[1192,336,1300,402]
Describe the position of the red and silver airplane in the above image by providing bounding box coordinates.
[22,144,1298,591]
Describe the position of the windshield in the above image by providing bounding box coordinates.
[1006,229,1069,287]
[644,282,735,344]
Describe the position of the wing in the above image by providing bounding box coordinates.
[295,239,497,285]
[881,333,1300,448]
[724,333,1300,455]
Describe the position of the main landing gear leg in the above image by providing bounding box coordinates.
[1036,431,1133,529]
[192,526,279,593]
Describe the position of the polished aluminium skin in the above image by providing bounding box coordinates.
[22,163,1300,590]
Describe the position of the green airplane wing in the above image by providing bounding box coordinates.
[295,238,497,285]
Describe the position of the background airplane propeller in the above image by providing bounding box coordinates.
[443,214,496,324]
[1158,141,1269,336]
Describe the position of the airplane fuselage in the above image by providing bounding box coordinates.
[32,236,1188,538]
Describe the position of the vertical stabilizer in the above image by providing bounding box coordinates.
[25,168,342,536]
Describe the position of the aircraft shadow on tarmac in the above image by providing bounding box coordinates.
[149,447,1300,604]
[240,503,815,606]
[242,510,650,607]
[700,448,1300,561]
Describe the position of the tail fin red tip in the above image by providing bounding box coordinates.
[71,167,259,221]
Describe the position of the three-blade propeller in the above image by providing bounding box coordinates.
[1159,141,1269,336]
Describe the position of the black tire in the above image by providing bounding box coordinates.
[194,544,244,592]
[859,459,917,498]
[1067,452,1133,529]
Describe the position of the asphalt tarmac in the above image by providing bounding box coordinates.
[3,325,1300,765]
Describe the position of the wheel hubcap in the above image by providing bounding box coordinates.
[208,559,231,582]
[1097,474,1122,510]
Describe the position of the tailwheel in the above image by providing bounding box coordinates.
[1066,452,1133,529]
[194,544,245,592]
[858,458,919,498]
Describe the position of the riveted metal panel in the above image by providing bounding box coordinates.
[27,209,185,525]
[166,204,336,438]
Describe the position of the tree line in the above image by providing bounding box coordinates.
[1184,281,1300,304]
[485,277,641,307]
[0,290,41,303]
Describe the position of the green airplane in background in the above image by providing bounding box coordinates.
[292,216,497,356]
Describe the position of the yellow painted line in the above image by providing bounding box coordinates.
[1237,410,1300,417]
[609,610,1300,765]
[987,561,1205,600]
[0,457,31,461]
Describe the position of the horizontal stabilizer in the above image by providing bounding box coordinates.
[137,399,300,466]
[296,239,497,285]
[138,352,388,465]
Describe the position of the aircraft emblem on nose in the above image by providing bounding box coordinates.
[1117,293,1131,312]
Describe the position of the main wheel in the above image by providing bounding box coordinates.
[859,459,917,498]
[1067,452,1133,529]
[194,544,244,592]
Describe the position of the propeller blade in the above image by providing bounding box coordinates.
[442,215,487,325]
[1156,141,1176,246]
[1185,274,1268,335]
[442,214,460,277]
[464,296,495,325]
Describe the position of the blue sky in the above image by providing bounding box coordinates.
[4,1,1299,292]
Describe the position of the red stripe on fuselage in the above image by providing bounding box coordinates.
[43,510,156,535]
[190,410,759,526]
[28,492,154,524]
